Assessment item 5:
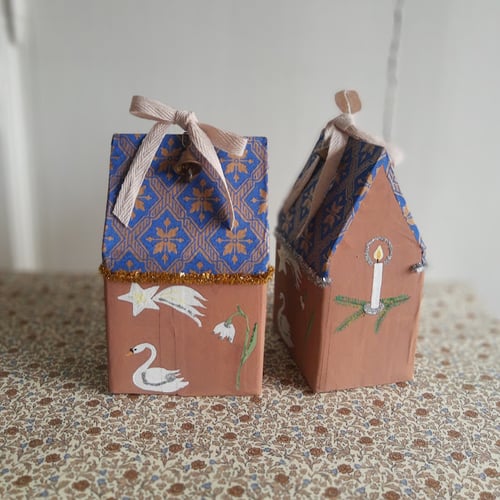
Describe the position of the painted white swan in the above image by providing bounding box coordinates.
[277,292,293,348]
[277,245,302,289]
[128,343,189,393]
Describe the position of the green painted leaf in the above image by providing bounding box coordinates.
[305,312,315,340]
[335,295,366,307]
[240,323,258,366]
[334,294,411,333]
[335,306,365,332]
[376,295,410,332]
[374,308,389,333]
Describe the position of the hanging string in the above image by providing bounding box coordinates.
[343,89,352,114]
[383,0,405,142]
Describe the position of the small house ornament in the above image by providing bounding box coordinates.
[274,90,426,391]
[101,96,271,396]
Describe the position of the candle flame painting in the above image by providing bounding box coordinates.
[373,245,384,262]
[334,236,409,331]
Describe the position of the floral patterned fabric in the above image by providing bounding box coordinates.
[0,273,499,499]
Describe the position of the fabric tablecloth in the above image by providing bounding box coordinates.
[0,273,498,499]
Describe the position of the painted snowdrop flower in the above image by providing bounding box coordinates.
[212,305,259,390]
[213,321,236,343]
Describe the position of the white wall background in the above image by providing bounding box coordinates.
[1,0,499,317]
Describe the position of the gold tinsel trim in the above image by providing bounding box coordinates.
[99,264,274,285]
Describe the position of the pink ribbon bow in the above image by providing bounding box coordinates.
[283,100,401,239]
[113,96,248,229]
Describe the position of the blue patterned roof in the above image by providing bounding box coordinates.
[276,134,425,280]
[102,134,269,274]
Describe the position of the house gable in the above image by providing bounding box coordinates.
[276,135,425,283]
[320,170,425,389]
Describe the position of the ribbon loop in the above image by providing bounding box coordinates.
[174,110,197,130]
[113,96,247,229]
[287,90,401,239]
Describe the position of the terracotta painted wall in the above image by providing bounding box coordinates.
[322,172,424,390]
[274,170,424,392]
[106,280,267,396]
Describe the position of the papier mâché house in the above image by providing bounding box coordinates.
[101,96,271,396]
[274,90,426,392]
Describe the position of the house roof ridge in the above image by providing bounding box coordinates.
[276,135,425,283]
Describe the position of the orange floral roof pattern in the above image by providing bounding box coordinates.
[103,134,269,274]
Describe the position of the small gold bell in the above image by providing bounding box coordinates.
[174,134,202,182]
[173,148,202,183]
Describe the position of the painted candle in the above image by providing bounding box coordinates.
[370,245,384,309]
